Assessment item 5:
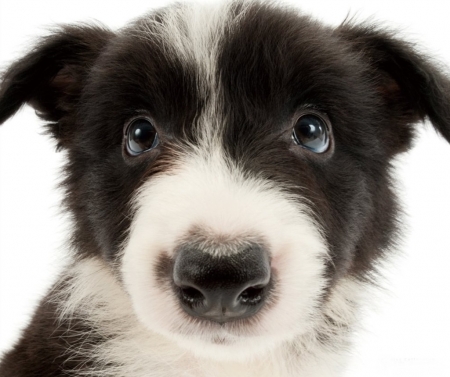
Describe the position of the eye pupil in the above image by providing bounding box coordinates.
[293,114,329,153]
[127,118,158,155]
[299,123,317,139]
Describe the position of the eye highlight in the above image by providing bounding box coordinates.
[292,113,330,153]
[125,118,159,155]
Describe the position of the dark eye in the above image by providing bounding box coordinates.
[126,118,159,155]
[292,114,330,153]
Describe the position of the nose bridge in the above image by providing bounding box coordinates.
[174,240,270,287]
[168,149,255,234]
[180,145,293,238]
[178,225,265,257]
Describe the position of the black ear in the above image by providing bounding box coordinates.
[337,23,450,145]
[0,25,113,148]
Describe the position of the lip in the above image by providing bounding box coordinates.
[211,336,230,345]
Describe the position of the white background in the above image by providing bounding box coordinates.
[1,1,450,376]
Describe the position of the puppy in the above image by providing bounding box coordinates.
[0,1,449,376]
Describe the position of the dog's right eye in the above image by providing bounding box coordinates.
[125,118,159,155]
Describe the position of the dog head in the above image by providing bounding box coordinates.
[1,1,449,361]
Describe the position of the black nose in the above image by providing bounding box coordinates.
[173,243,271,323]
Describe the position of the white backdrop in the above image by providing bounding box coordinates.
[1,1,450,376]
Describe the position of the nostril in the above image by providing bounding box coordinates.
[238,285,266,305]
[180,286,205,306]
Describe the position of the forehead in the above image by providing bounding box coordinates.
[87,1,364,132]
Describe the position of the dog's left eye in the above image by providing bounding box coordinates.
[126,118,159,155]
[292,114,330,153]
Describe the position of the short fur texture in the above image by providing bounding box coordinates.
[1,1,450,376]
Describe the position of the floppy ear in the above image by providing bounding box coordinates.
[337,23,450,146]
[0,25,113,148]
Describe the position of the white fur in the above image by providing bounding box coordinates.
[120,145,330,361]
[57,257,363,377]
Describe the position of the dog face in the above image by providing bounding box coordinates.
[1,1,450,362]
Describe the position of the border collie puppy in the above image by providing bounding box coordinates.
[1,1,449,376]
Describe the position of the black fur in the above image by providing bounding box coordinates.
[1,1,449,375]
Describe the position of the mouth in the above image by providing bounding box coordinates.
[210,335,233,345]
[170,325,286,362]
